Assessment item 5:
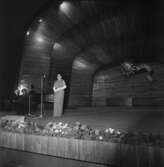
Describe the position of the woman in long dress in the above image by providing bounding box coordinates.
[53,74,66,117]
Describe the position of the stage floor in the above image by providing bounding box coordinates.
[1,106,164,134]
[26,106,164,134]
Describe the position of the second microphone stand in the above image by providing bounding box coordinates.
[34,74,45,119]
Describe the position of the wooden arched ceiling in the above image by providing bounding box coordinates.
[20,0,156,105]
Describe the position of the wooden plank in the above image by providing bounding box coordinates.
[24,134,48,154]
[0,147,108,167]
[0,130,164,166]
[0,130,120,165]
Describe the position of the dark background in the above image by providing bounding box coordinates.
[0,0,163,100]
[0,0,50,99]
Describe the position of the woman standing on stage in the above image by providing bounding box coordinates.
[53,74,66,117]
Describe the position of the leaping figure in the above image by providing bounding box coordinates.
[121,62,154,82]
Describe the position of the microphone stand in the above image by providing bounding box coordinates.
[34,74,45,119]
[27,93,35,117]
[28,94,31,116]
[40,75,44,118]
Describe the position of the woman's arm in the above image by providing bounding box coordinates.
[53,86,57,92]
[53,81,66,93]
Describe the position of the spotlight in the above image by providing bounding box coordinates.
[60,1,70,13]
[26,31,30,36]
[36,36,44,43]
[35,34,44,43]
[38,19,43,23]
[73,58,88,70]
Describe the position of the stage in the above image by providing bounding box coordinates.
[1,106,164,134]
[22,106,164,134]
[0,106,164,167]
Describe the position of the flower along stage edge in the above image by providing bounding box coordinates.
[0,119,164,147]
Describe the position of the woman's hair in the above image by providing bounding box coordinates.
[57,73,62,77]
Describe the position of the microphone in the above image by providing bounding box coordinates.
[42,74,46,79]
[41,74,46,80]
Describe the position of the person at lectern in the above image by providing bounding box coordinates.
[53,74,66,117]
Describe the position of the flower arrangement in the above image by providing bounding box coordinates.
[0,119,164,147]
